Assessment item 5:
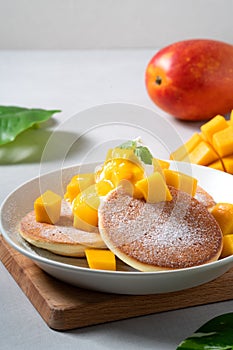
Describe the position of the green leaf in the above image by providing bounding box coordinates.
[0,106,61,145]
[134,146,153,165]
[118,140,137,150]
[176,313,233,349]
[118,140,153,165]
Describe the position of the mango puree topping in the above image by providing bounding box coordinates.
[63,144,201,234]
[71,155,146,231]
[64,173,95,203]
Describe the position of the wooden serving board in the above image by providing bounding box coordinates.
[1,235,233,331]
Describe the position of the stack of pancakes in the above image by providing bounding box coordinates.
[20,185,222,270]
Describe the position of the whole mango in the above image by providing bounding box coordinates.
[145,39,233,121]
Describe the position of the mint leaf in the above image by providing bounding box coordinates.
[0,106,61,145]
[118,140,137,150]
[118,140,153,165]
[134,146,153,165]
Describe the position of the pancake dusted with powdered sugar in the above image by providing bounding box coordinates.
[98,187,222,271]
[20,200,106,257]
[195,185,216,208]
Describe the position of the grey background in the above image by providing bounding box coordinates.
[0,0,232,49]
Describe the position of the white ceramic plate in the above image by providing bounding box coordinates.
[1,161,233,295]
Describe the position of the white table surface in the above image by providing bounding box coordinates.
[1,49,233,350]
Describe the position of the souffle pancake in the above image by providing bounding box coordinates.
[20,200,107,257]
[195,185,216,208]
[98,186,223,271]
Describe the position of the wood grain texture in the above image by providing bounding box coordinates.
[1,235,233,331]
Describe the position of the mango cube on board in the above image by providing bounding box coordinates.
[222,155,233,175]
[182,141,219,166]
[200,114,228,143]
[85,249,116,271]
[170,133,202,161]
[208,159,225,172]
[34,190,62,224]
[212,126,233,158]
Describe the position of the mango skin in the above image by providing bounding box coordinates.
[145,39,233,121]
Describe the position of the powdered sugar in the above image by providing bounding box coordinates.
[99,187,222,269]
[20,200,104,246]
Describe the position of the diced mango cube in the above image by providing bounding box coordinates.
[106,147,141,165]
[95,179,114,196]
[72,184,100,229]
[200,115,228,143]
[222,155,233,174]
[85,249,116,270]
[134,172,172,203]
[163,169,197,197]
[153,158,170,170]
[182,141,219,166]
[170,145,186,161]
[170,133,202,161]
[221,235,233,258]
[185,133,203,150]
[64,173,95,203]
[34,190,62,224]
[212,126,233,157]
[209,203,233,235]
[111,163,135,185]
[170,113,233,176]
[73,214,98,232]
[152,158,165,176]
[208,159,225,171]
